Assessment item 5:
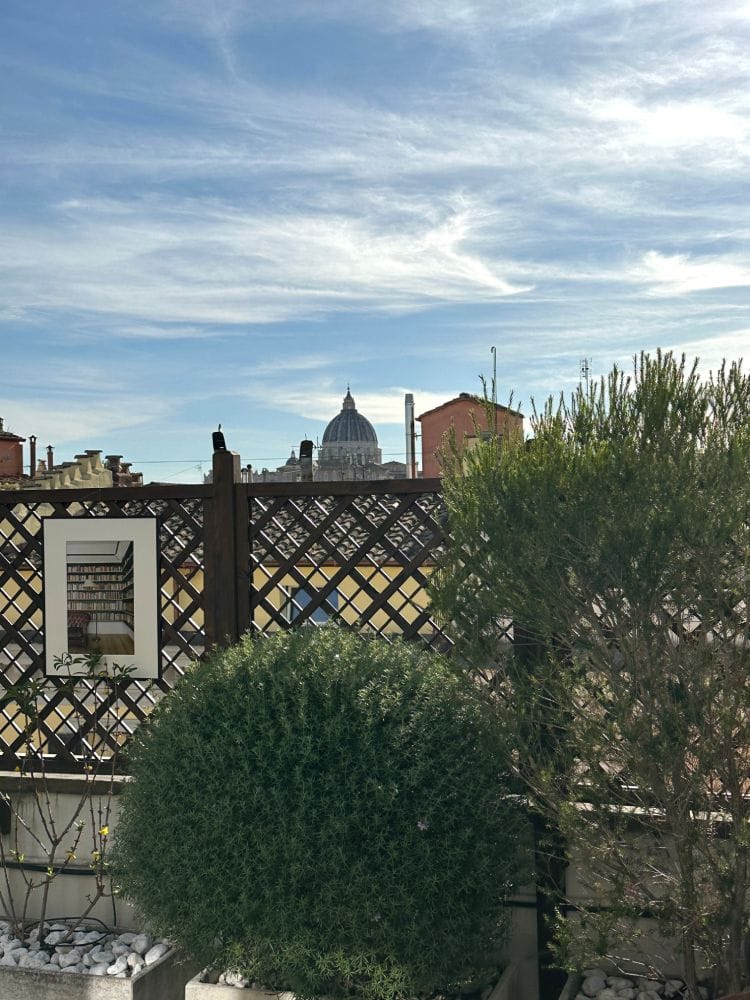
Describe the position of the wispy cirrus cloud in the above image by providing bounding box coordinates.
[261,384,452,424]
[0,193,529,328]
[116,323,228,340]
[633,251,750,295]
[4,395,173,448]
[2,0,750,478]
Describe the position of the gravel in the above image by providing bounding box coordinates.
[0,920,171,979]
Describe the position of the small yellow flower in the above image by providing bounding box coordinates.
[66,851,76,862]
[98,825,109,838]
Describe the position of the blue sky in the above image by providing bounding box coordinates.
[2,1,750,481]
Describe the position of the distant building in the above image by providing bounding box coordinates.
[316,388,405,481]
[253,389,407,483]
[0,419,25,482]
[251,449,304,484]
[0,416,143,491]
[417,394,523,478]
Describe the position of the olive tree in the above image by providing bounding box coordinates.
[431,352,750,998]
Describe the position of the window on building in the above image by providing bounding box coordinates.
[282,585,339,624]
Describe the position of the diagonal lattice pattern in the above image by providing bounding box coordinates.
[248,485,453,651]
[0,489,207,771]
[1,481,451,772]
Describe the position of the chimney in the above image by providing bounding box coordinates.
[29,436,37,478]
[299,440,314,482]
[46,444,54,472]
[0,417,3,432]
[105,455,122,486]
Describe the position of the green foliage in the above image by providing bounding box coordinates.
[113,627,530,1000]
[434,352,750,659]
[431,352,750,996]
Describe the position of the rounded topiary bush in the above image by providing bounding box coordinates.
[113,627,529,1000]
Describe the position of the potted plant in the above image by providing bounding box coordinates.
[431,352,750,999]
[0,653,198,999]
[113,626,532,1000]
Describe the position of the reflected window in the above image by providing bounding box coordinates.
[66,540,135,655]
[282,586,338,624]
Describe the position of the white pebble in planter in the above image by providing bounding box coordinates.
[0,924,200,1000]
[560,968,712,1000]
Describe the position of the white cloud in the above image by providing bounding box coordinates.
[0,195,529,328]
[4,0,750,471]
[260,385,454,424]
[634,251,750,295]
[4,396,172,449]
[587,97,748,150]
[664,328,750,370]
[116,324,225,339]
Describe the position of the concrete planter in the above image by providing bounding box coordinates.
[185,978,292,1000]
[0,947,200,1000]
[186,960,522,1000]
[485,960,528,1000]
[558,974,581,1000]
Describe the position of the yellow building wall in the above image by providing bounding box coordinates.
[252,564,434,634]
[162,564,435,635]
[0,568,42,627]
[2,563,437,755]
[5,564,435,634]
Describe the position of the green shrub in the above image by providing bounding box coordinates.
[113,627,529,1000]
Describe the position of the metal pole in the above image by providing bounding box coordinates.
[491,346,498,436]
[405,393,417,479]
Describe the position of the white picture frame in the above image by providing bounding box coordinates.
[43,518,159,677]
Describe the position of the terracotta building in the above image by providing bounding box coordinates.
[0,418,25,481]
[417,393,523,478]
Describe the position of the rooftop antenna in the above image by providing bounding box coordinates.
[580,358,591,393]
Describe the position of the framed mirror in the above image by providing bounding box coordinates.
[43,518,159,677]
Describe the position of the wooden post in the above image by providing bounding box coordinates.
[514,623,569,1000]
[204,449,242,652]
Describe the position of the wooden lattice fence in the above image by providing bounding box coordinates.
[0,454,450,772]
[247,480,450,647]
[0,486,209,771]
